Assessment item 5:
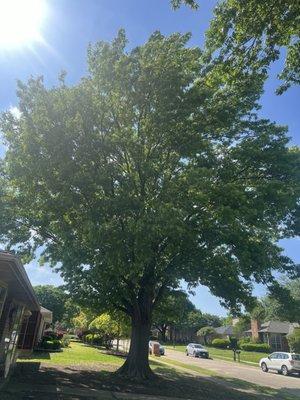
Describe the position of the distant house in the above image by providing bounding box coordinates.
[245,320,300,351]
[0,252,52,381]
[214,325,234,339]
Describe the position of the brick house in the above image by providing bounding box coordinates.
[0,252,51,381]
[246,319,300,351]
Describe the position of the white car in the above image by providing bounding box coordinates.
[186,343,209,358]
[259,352,300,376]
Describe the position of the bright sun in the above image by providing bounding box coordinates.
[0,0,47,48]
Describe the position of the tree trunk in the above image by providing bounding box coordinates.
[161,324,167,342]
[117,317,154,380]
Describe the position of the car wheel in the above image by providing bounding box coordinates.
[186,351,189,356]
[281,365,289,376]
[261,362,268,373]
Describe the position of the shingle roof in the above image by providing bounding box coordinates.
[258,321,299,334]
[214,325,234,335]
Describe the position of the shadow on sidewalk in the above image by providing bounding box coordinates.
[1,361,298,400]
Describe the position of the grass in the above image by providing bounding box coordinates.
[153,357,294,400]
[166,344,269,364]
[13,341,298,400]
[18,341,123,365]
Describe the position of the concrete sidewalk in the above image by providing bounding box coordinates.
[2,382,191,400]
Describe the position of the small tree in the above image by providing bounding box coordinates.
[233,315,250,337]
[197,326,216,345]
[89,313,121,349]
[287,328,300,353]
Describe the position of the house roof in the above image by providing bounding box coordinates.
[0,251,40,311]
[258,321,299,334]
[214,325,234,335]
[40,306,53,323]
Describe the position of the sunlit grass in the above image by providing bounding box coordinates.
[18,341,123,365]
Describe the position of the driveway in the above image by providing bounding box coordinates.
[163,349,300,396]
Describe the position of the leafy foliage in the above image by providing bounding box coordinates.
[171,0,198,9]
[287,327,300,353]
[252,278,300,323]
[197,326,215,344]
[0,30,299,377]
[239,342,271,353]
[211,338,230,349]
[206,0,300,93]
[72,310,96,331]
[152,290,195,340]
[89,312,130,348]
[34,285,67,323]
[233,315,250,336]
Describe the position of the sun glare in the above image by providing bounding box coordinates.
[0,0,47,48]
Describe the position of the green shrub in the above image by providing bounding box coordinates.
[41,339,61,350]
[212,338,230,348]
[287,328,300,353]
[61,335,71,348]
[238,337,251,347]
[85,334,93,343]
[92,334,103,345]
[239,343,270,352]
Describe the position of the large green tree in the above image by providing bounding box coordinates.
[0,31,299,379]
[34,285,67,323]
[152,290,195,341]
[261,278,300,323]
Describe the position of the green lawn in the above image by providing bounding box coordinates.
[166,344,268,364]
[13,341,295,400]
[18,341,123,365]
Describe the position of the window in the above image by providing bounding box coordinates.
[292,354,300,361]
[0,284,7,318]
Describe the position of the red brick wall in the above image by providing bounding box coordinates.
[251,319,260,340]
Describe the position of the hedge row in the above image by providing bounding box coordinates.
[239,343,271,352]
[211,339,230,348]
[211,338,271,352]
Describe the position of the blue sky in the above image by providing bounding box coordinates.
[0,0,299,316]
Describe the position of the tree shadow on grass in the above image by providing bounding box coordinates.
[6,362,299,400]
[19,351,51,361]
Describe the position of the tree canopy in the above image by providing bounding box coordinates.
[258,278,300,323]
[205,0,300,94]
[34,285,66,323]
[171,1,300,94]
[152,290,195,341]
[0,31,299,378]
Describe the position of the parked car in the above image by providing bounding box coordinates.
[259,352,300,376]
[186,343,209,358]
[149,341,165,355]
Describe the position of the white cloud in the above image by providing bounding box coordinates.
[25,260,64,287]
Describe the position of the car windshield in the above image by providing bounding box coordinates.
[292,354,300,360]
[193,345,203,349]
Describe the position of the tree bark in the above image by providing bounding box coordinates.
[160,324,167,342]
[117,316,154,380]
